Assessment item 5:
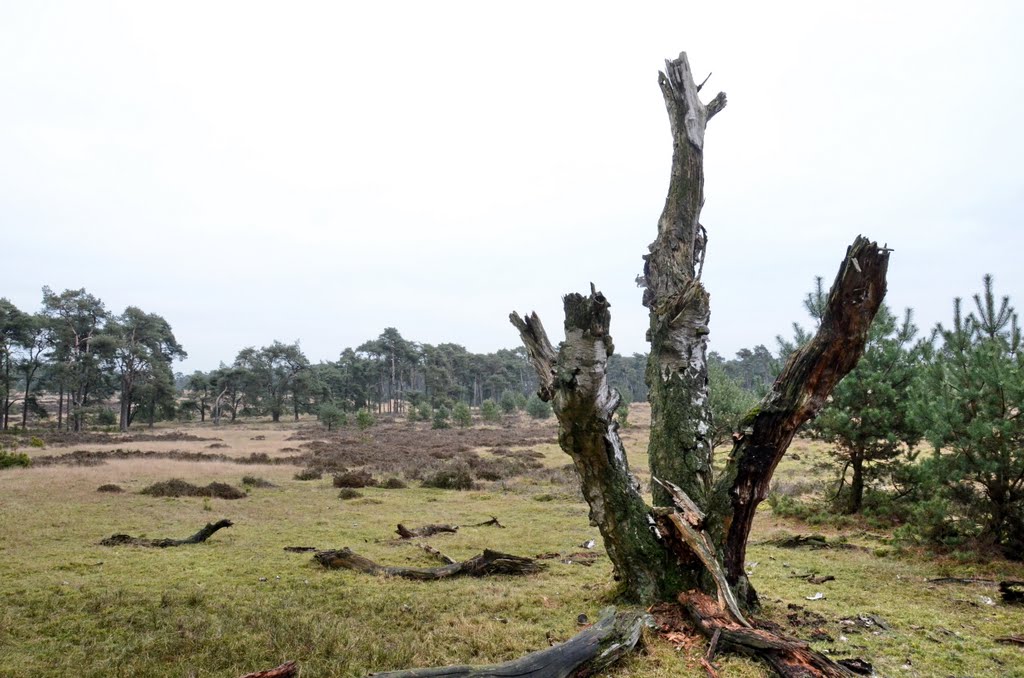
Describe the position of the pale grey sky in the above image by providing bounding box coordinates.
[2,1,1022,372]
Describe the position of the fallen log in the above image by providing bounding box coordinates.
[681,591,853,677]
[99,519,234,548]
[396,523,459,539]
[367,607,648,677]
[315,548,542,580]
[238,661,298,678]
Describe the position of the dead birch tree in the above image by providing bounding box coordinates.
[511,51,889,676]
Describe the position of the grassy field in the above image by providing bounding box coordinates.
[1,406,1023,677]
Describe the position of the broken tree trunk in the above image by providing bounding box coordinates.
[718,235,888,605]
[367,607,648,678]
[682,592,850,677]
[99,519,234,547]
[511,50,884,677]
[314,548,542,580]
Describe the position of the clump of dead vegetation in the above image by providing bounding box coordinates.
[96,483,125,493]
[140,478,246,500]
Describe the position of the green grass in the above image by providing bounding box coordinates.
[0,413,1022,677]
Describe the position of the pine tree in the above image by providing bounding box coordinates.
[911,275,1024,558]
[808,304,921,513]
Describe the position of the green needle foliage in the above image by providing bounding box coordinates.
[808,304,922,514]
[910,275,1024,558]
[452,402,472,428]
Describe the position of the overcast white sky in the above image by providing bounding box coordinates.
[2,1,1022,372]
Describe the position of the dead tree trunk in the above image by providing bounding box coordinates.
[512,51,889,676]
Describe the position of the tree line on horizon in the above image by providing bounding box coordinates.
[2,277,1021,558]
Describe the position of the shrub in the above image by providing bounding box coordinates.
[499,390,518,414]
[421,465,473,490]
[0,450,31,469]
[416,402,433,422]
[452,402,472,428]
[319,403,347,431]
[431,406,451,430]
[380,477,408,489]
[241,476,276,488]
[480,399,501,423]
[333,470,376,488]
[96,484,124,493]
[28,436,45,448]
[337,488,363,500]
[140,479,246,500]
[356,410,375,430]
[293,468,322,481]
[525,395,552,420]
[95,408,117,427]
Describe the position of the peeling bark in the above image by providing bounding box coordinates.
[643,53,725,511]
[366,608,648,678]
[512,289,684,602]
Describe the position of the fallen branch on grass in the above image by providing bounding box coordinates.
[466,516,505,528]
[238,661,298,678]
[395,523,459,539]
[314,548,542,580]
[100,519,234,548]
[366,607,648,677]
[415,542,456,564]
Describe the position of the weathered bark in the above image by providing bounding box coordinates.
[396,523,459,539]
[512,293,684,602]
[510,50,886,677]
[642,54,726,512]
[99,519,234,547]
[717,235,889,603]
[314,548,542,580]
[367,607,648,678]
[682,592,851,677]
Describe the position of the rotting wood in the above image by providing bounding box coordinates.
[681,591,852,678]
[396,523,459,539]
[365,607,649,678]
[238,661,298,678]
[315,548,541,580]
[719,235,889,604]
[99,519,233,548]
